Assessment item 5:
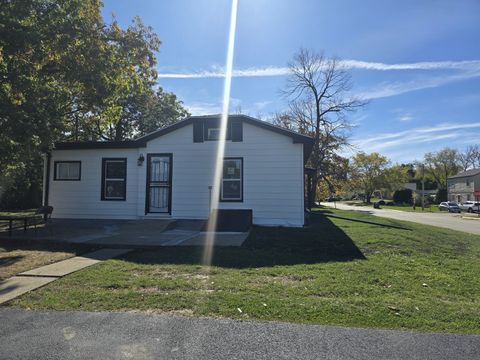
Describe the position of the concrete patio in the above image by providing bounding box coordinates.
[0,219,249,248]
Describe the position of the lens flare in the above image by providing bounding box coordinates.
[202,0,238,266]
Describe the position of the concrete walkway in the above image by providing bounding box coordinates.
[0,248,131,305]
[0,308,478,360]
[321,202,480,235]
[1,219,249,247]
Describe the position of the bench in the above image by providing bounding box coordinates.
[0,206,53,237]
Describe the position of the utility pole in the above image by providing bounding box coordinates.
[421,164,425,211]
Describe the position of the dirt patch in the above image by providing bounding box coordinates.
[0,239,99,280]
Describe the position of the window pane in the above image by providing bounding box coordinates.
[223,159,241,179]
[151,158,169,182]
[222,180,241,199]
[105,180,125,198]
[56,162,80,180]
[68,163,80,179]
[58,163,69,178]
[106,161,125,178]
[207,128,220,140]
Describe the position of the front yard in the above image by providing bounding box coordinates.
[8,208,480,333]
[0,239,99,280]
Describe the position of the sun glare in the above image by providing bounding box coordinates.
[202,0,239,266]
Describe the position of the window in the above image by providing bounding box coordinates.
[54,161,81,181]
[466,179,470,186]
[221,158,243,201]
[207,127,221,140]
[101,158,127,200]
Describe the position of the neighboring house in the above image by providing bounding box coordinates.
[447,169,480,203]
[43,115,314,227]
[403,182,437,196]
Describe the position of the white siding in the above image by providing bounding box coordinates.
[49,122,305,226]
[142,122,304,226]
[49,149,139,219]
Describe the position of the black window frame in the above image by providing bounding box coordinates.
[101,158,127,201]
[53,161,81,181]
[204,121,232,141]
[220,157,243,202]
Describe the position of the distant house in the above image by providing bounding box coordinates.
[403,182,437,196]
[43,115,314,227]
[447,169,480,202]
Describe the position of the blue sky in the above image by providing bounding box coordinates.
[102,0,480,163]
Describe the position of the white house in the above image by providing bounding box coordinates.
[43,115,314,227]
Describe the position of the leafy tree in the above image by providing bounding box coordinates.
[383,164,410,195]
[422,148,460,190]
[0,0,188,208]
[350,152,390,203]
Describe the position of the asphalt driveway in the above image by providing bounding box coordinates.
[321,202,480,235]
[0,308,479,360]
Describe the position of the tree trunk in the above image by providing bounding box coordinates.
[365,192,372,203]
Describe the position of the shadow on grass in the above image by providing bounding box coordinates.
[311,210,412,231]
[122,214,366,269]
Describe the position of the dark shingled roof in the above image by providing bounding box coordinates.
[448,168,480,179]
[54,115,315,160]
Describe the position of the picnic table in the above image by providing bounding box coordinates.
[0,214,41,236]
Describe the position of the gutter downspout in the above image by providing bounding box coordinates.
[42,152,51,206]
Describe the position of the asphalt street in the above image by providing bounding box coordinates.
[0,308,479,360]
[321,202,480,235]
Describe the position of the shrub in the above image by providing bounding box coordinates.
[393,189,413,204]
[0,164,42,210]
[436,189,448,203]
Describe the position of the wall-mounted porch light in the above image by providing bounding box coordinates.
[137,154,145,166]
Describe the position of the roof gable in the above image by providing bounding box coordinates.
[54,115,314,155]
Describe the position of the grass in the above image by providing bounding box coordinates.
[9,208,480,333]
[0,239,99,280]
[343,200,440,212]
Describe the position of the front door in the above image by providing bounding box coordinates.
[146,154,172,214]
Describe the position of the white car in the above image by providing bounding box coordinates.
[459,201,480,213]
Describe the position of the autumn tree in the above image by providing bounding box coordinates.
[350,152,390,203]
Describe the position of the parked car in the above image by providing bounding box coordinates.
[438,202,461,213]
[459,201,480,213]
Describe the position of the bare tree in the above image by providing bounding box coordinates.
[280,48,366,201]
[457,145,480,171]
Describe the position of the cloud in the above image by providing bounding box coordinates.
[398,114,413,122]
[354,122,480,154]
[184,98,273,116]
[356,69,480,100]
[158,60,480,79]
[185,102,221,115]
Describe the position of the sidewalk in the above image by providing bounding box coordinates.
[0,248,131,305]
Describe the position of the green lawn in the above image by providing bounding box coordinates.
[343,201,440,212]
[9,208,480,333]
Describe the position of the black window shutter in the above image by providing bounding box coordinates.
[193,120,204,142]
[231,121,243,142]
